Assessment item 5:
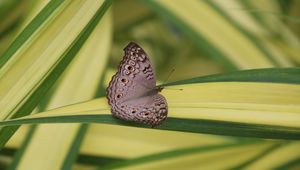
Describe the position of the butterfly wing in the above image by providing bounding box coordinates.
[106,42,168,126]
[107,42,156,103]
[117,94,168,127]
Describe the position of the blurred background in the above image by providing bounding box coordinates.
[0,0,299,169]
[1,0,299,82]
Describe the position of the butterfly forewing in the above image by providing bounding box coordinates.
[106,42,168,127]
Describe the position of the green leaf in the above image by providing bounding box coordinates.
[0,0,112,149]
[100,140,275,170]
[140,0,290,69]
[164,67,300,86]
[0,68,299,140]
[0,0,65,68]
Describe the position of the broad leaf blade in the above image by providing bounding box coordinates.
[0,68,299,139]
[0,0,112,148]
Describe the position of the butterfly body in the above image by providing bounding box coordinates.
[106,42,168,127]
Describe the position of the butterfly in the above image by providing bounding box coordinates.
[106,42,168,127]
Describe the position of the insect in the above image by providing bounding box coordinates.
[106,42,168,127]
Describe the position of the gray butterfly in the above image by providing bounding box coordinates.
[106,42,168,127]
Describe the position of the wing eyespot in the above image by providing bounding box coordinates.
[120,78,128,83]
[123,70,130,75]
[125,65,134,71]
[116,93,122,99]
[130,56,136,60]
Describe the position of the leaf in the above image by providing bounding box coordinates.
[165,67,300,86]
[11,5,112,170]
[242,142,300,169]
[101,140,277,170]
[0,0,65,68]
[0,68,299,140]
[0,0,112,148]
[140,0,290,69]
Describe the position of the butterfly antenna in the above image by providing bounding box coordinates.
[164,87,183,91]
[162,68,175,85]
[158,68,183,91]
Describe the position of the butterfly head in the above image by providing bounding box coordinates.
[155,86,164,92]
